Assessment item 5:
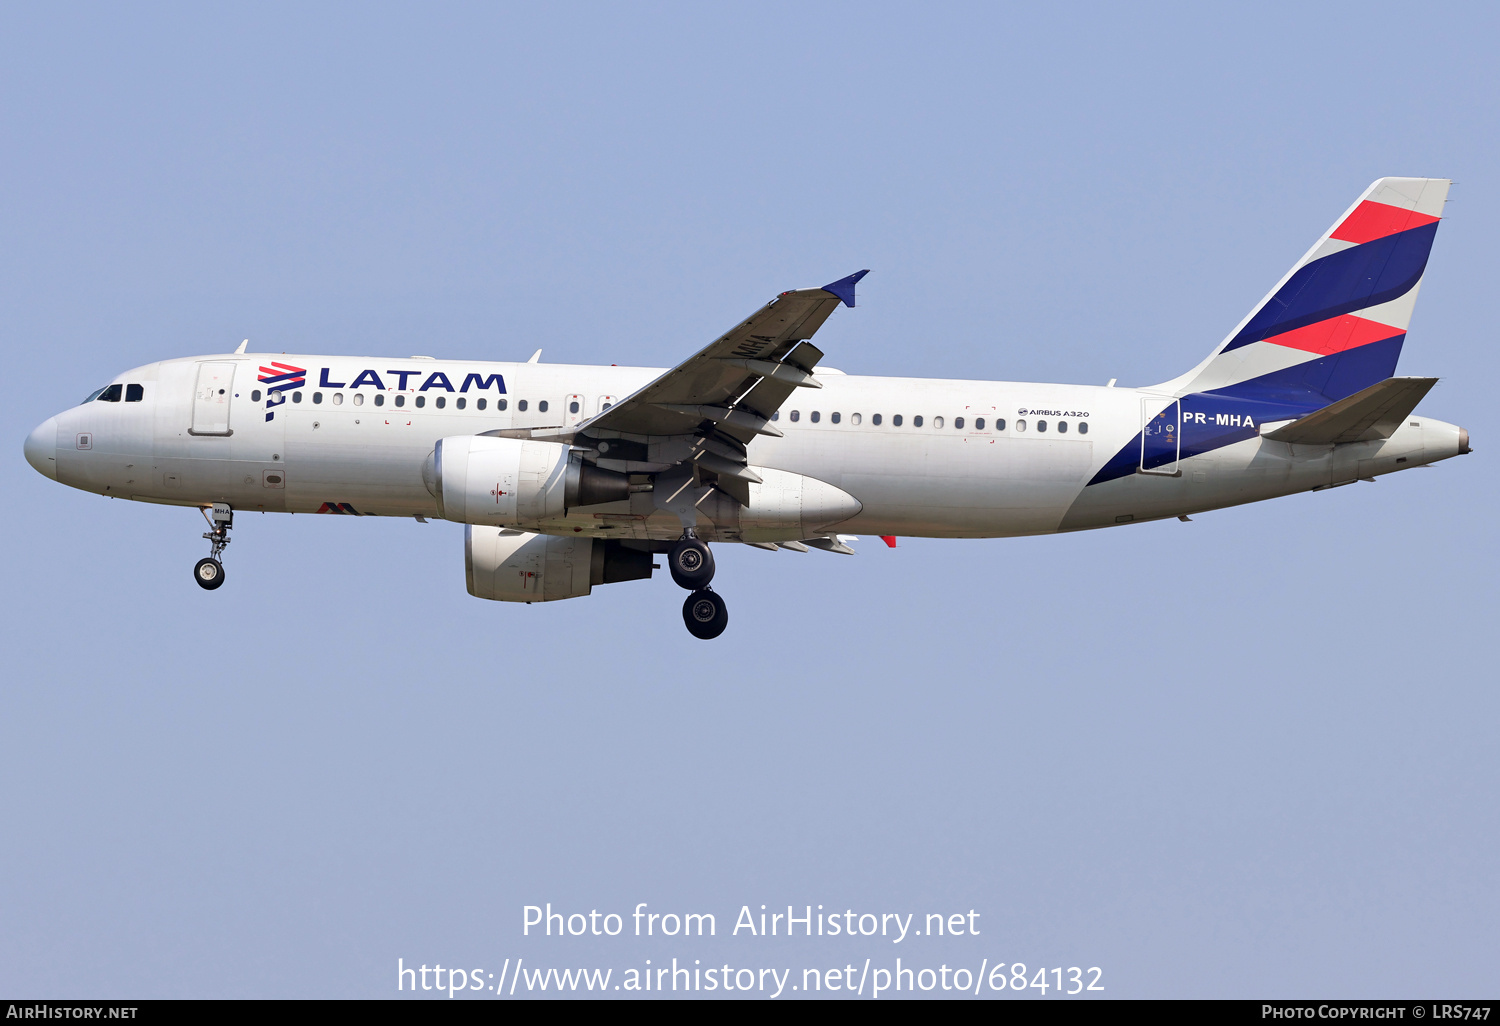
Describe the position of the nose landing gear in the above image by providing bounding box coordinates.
[194,503,232,591]
[669,531,727,638]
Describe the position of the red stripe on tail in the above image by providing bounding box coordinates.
[1263,314,1403,356]
[1330,200,1439,245]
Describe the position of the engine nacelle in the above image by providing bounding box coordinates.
[425,435,630,526]
[466,527,654,602]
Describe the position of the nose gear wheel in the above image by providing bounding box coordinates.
[194,557,225,590]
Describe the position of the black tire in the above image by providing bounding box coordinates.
[193,557,225,591]
[682,589,728,640]
[668,537,715,590]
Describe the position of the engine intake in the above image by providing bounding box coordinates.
[425,435,630,525]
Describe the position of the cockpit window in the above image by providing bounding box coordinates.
[82,387,107,404]
[125,384,144,402]
[97,384,123,402]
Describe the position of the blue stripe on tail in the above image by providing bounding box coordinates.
[1223,222,1436,352]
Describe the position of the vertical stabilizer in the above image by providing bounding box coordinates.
[1160,177,1449,407]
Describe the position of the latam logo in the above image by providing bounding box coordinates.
[315,368,507,393]
[256,365,508,422]
[258,362,307,422]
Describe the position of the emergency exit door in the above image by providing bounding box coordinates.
[189,362,236,436]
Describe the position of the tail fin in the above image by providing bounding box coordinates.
[1164,177,1450,408]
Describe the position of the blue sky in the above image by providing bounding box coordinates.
[2,2,1496,998]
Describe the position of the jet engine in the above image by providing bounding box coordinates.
[425,435,630,526]
[466,527,654,602]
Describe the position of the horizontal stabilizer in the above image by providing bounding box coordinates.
[1262,376,1437,444]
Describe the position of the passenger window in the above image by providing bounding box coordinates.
[913,415,924,427]
[569,400,579,414]
[771,411,779,421]
[933,416,944,428]
[851,413,862,425]
[313,392,323,404]
[1036,419,1046,432]
[353,393,365,406]
[1057,420,1067,433]
[436,396,446,409]
[1078,421,1088,435]
[995,418,1005,431]
[893,414,903,426]
[456,397,465,409]
[518,400,528,412]
[975,417,984,429]
[789,410,800,422]
[872,414,882,425]
[292,391,303,404]
[375,394,385,407]
[394,395,405,407]
[954,417,964,429]
[415,395,425,408]
[125,384,144,402]
[250,389,262,402]
[332,393,343,405]
[494,398,505,410]
[478,398,488,410]
[1015,419,1026,432]
[810,411,820,423]
[831,412,841,424]
[99,384,123,402]
[539,400,549,413]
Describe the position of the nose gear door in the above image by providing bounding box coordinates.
[189,362,237,436]
[1139,397,1181,476]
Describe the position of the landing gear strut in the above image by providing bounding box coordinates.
[195,503,232,591]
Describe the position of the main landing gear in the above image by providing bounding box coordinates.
[194,503,232,591]
[670,531,727,639]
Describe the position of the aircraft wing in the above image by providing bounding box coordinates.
[572,270,868,446]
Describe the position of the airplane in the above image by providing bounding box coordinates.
[23,177,1470,639]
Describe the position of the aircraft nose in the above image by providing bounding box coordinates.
[24,416,59,480]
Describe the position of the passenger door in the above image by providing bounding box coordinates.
[189,362,236,436]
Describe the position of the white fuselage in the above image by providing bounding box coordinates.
[27,353,1468,542]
